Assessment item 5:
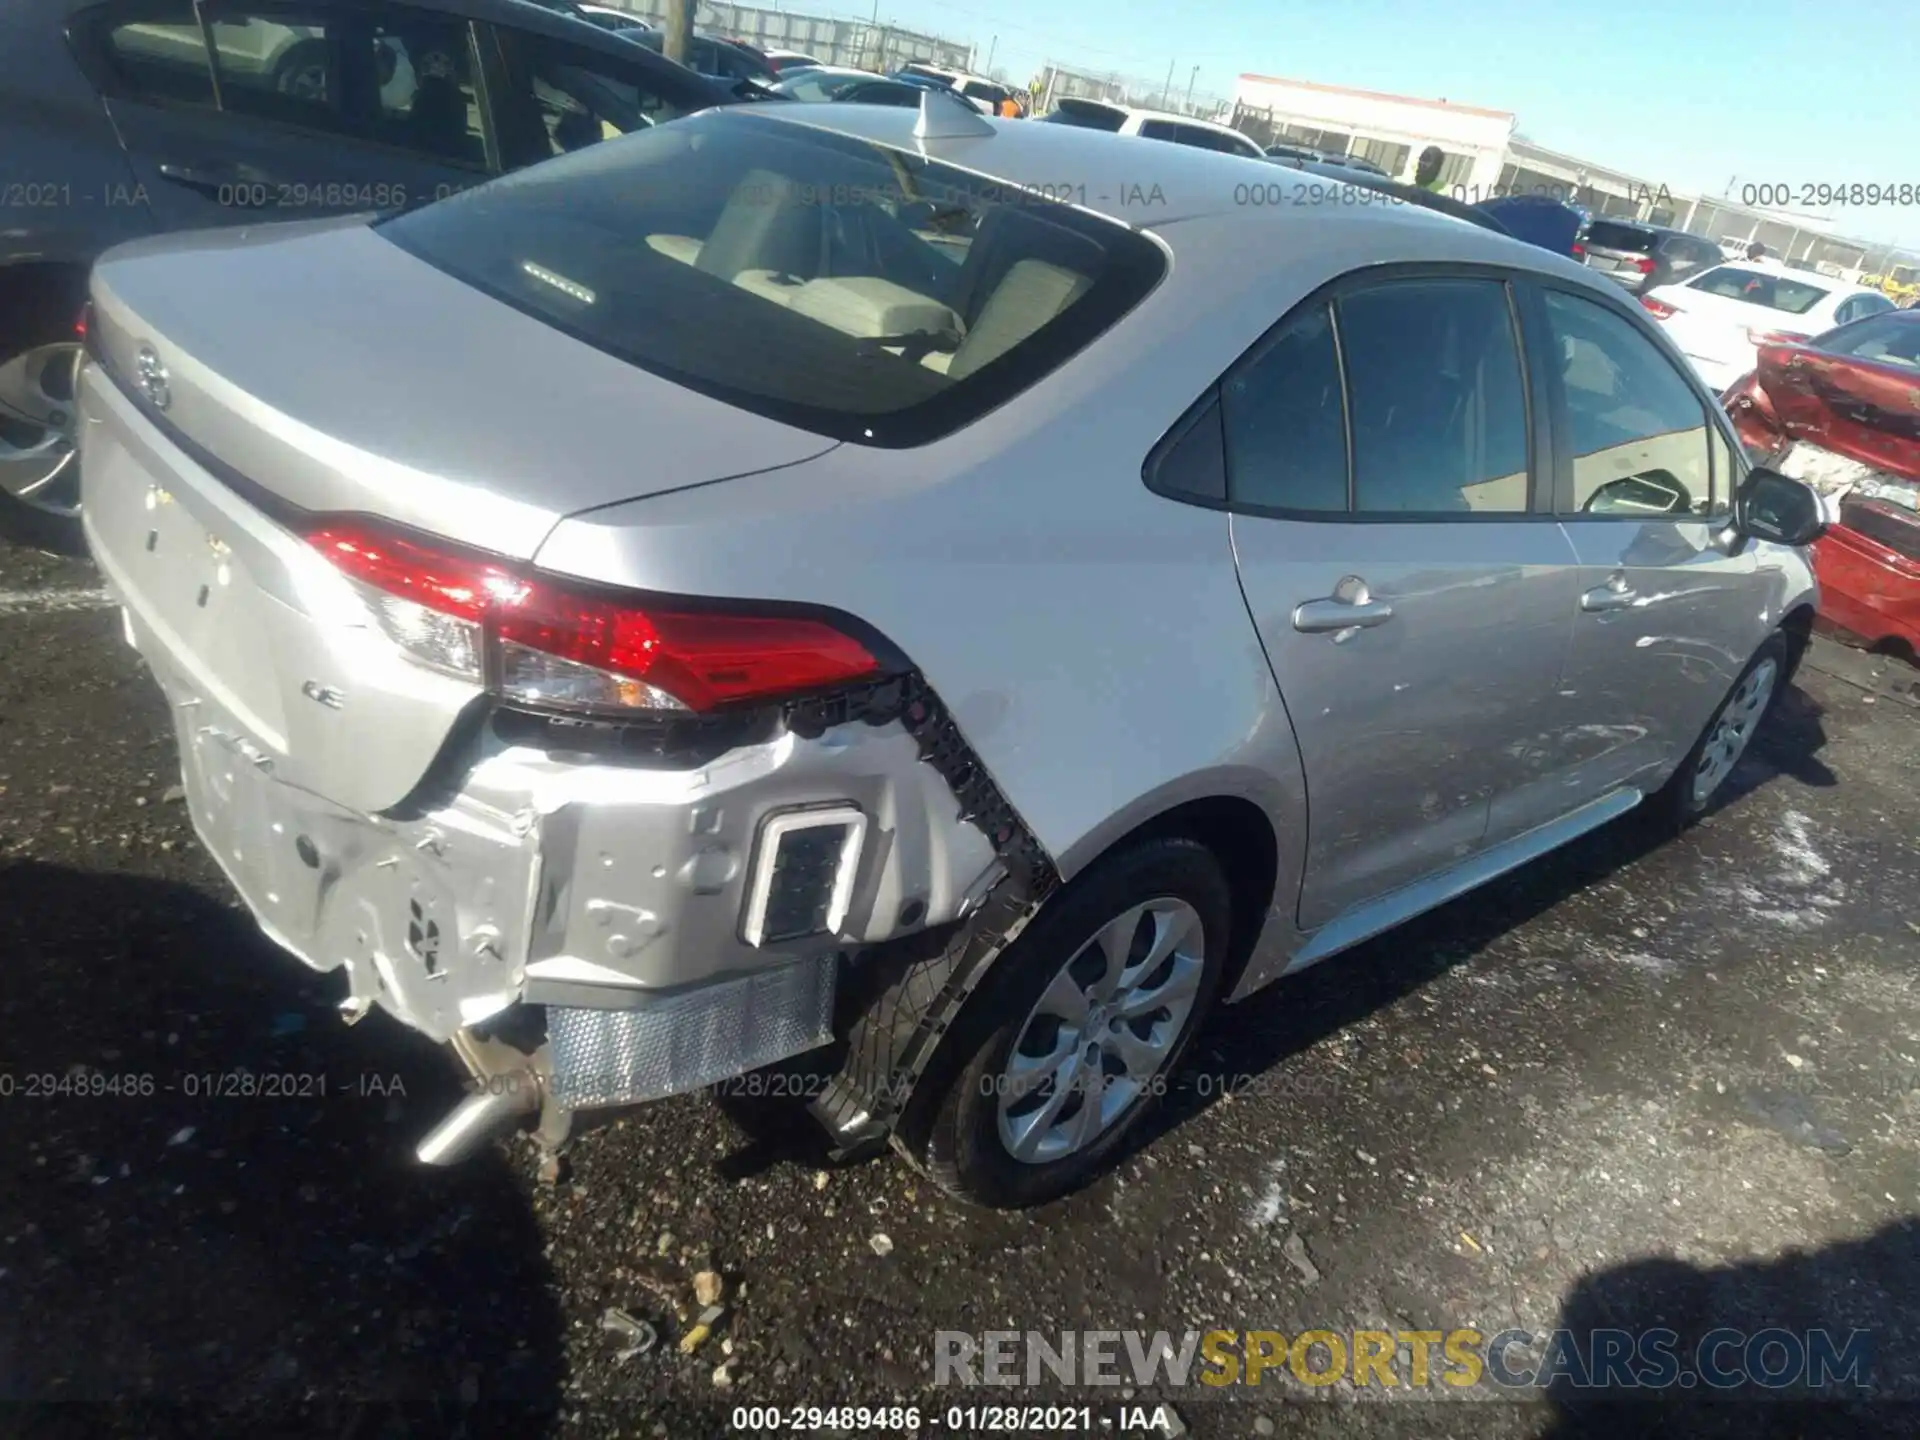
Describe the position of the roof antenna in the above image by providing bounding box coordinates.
[913,88,995,141]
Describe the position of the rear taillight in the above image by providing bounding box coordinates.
[1747,327,1810,348]
[1570,243,1585,257]
[1634,256,1656,275]
[305,520,884,714]
[75,303,90,339]
[1640,296,1678,319]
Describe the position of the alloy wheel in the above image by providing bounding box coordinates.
[995,896,1205,1165]
[0,340,84,519]
[1691,657,1778,806]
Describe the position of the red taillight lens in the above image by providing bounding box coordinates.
[1640,296,1678,319]
[1747,328,1810,348]
[1570,243,1585,257]
[1635,256,1656,274]
[305,520,882,713]
[75,303,90,339]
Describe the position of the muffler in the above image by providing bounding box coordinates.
[415,1076,540,1166]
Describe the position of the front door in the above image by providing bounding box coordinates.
[1536,284,1770,799]
[79,0,495,231]
[1226,273,1579,928]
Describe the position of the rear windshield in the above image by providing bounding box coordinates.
[377,111,1165,446]
[1687,265,1831,315]
[1043,99,1126,131]
[1583,220,1657,253]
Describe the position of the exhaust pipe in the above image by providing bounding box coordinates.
[415,1076,540,1166]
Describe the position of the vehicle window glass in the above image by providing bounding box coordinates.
[1137,119,1178,142]
[1175,125,1255,156]
[1221,302,1348,512]
[1041,101,1125,131]
[1687,266,1830,315]
[379,110,1166,446]
[204,13,346,125]
[1337,280,1530,514]
[1856,293,1895,318]
[494,29,690,165]
[101,6,217,106]
[1820,312,1920,368]
[1585,220,1656,253]
[366,16,486,165]
[1543,290,1713,517]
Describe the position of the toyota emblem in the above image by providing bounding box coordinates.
[135,345,170,411]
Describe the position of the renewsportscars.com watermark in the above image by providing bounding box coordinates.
[934,1327,1872,1393]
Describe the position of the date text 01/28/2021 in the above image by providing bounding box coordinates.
[728,1404,1174,1433]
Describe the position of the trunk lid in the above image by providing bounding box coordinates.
[82,216,837,815]
[87,216,840,560]
[1755,343,1920,482]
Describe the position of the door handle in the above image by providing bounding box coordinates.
[1292,575,1395,635]
[1581,576,1639,613]
[156,162,243,197]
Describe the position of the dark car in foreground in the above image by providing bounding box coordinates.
[0,0,751,553]
[1724,308,1920,657]
[1579,218,1724,296]
[1473,194,1589,258]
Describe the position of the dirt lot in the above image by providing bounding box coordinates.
[1,540,1917,1438]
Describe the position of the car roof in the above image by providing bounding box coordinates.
[744,103,1564,248]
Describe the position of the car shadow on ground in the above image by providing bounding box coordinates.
[0,860,564,1430]
[1128,681,1835,1162]
[1538,1216,1919,1438]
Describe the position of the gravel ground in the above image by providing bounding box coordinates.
[1,540,1917,1439]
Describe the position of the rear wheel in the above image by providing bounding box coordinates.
[0,293,87,555]
[906,836,1231,1209]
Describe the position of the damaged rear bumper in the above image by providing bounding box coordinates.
[124,612,1009,1123]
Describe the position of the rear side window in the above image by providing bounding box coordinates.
[1337,279,1530,513]
[100,6,217,106]
[379,110,1166,446]
[1688,266,1830,315]
[1137,119,1178,142]
[1221,303,1348,512]
[1542,290,1713,516]
[1174,125,1257,156]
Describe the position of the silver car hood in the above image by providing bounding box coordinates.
[88,215,839,559]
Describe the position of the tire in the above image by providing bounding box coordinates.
[0,277,89,557]
[1647,630,1791,831]
[905,835,1232,1209]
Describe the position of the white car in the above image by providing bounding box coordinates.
[1639,260,1897,394]
[1040,97,1266,161]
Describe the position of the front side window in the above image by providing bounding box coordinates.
[1543,289,1714,517]
[1687,266,1831,315]
[1338,279,1530,513]
[379,110,1165,445]
[1137,119,1178,142]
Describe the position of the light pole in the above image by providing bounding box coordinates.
[1184,64,1198,112]
[985,35,996,74]
[1161,57,1175,109]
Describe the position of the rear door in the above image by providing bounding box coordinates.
[1537,282,1767,796]
[1225,270,1579,927]
[74,0,495,230]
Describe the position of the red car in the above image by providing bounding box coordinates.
[1722,308,1920,660]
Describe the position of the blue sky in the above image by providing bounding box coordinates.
[855,0,1920,249]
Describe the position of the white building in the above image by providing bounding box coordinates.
[1233,72,1515,193]
[1227,71,1916,277]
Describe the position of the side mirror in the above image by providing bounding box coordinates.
[1733,467,1826,547]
